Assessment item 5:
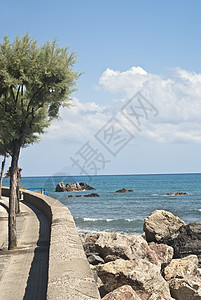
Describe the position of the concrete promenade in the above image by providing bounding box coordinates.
[0,197,50,300]
[0,190,100,300]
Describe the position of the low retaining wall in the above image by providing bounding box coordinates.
[2,187,100,300]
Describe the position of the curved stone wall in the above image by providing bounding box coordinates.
[2,187,100,300]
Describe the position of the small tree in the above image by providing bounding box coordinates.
[0,34,79,249]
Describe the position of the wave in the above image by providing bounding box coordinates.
[75,217,139,223]
[197,209,201,212]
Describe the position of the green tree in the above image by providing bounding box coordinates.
[0,34,79,249]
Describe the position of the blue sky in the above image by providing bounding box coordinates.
[1,0,201,176]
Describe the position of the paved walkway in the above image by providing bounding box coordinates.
[0,197,50,300]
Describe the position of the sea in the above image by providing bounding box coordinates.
[3,173,201,235]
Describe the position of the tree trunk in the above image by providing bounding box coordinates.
[0,155,7,199]
[16,178,20,214]
[9,142,21,250]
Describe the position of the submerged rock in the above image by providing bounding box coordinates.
[68,193,100,198]
[165,192,189,196]
[115,188,134,193]
[143,210,186,242]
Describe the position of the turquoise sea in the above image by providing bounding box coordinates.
[3,173,201,234]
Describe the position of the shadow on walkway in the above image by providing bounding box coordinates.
[22,201,51,300]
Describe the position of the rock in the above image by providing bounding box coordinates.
[55,182,96,192]
[165,192,189,196]
[160,222,201,265]
[143,210,186,242]
[68,193,100,197]
[102,285,141,300]
[97,258,171,300]
[95,232,160,266]
[87,254,104,265]
[104,254,121,263]
[80,233,99,244]
[115,188,134,193]
[66,182,82,191]
[79,182,96,190]
[55,182,66,192]
[164,255,199,281]
[169,275,201,300]
[84,193,100,197]
[80,234,100,255]
[149,242,174,268]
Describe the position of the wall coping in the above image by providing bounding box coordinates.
[2,187,100,300]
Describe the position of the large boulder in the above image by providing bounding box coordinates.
[95,232,160,266]
[143,210,186,242]
[164,255,199,281]
[148,242,174,268]
[102,285,141,300]
[97,258,171,300]
[169,276,201,300]
[160,222,201,265]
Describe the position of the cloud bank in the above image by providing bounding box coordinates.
[46,66,201,144]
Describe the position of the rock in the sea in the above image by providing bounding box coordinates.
[164,255,199,281]
[160,222,201,265]
[149,242,174,268]
[68,193,100,198]
[97,258,171,300]
[55,182,66,192]
[143,210,186,242]
[66,182,82,191]
[84,193,100,197]
[95,232,160,266]
[165,192,189,196]
[115,188,134,193]
[169,275,201,300]
[102,285,141,300]
[55,182,95,192]
[79,182,96,190]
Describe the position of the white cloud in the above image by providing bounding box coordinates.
[44,66,201,145]
[99,66,201,143]
[44,98,111,143]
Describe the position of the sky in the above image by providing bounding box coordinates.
[1,0,201,176]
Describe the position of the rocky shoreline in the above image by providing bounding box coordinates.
[80,210,201,300]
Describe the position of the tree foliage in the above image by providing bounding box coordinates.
[0,34,79,152]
